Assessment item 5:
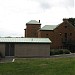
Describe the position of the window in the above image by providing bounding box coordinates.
[65,26,67,28]
[64,33,67,41]
[69,38,72,42]
[65,33,67,38]
[46,34,49,38]
[59,32,62,36]
[60,46,62,49]
[70,33,72,36]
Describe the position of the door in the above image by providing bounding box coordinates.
[64,33,67,41]
[5,43,14,56]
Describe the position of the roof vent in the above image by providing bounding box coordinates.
[63,18,68,21]
[39,20,40,23]
[32,38,33,41]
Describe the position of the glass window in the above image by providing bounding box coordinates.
[65,26,67,28]
[59,33,62,36]
[70,33,72,36]
[65,33,67,38]
[46,34,49,38]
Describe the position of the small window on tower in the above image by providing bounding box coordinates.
[59,33,62,36]
[70,33,72,36]
[65,26,67,28]
[46,34,49,38]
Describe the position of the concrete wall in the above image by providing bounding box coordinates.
[15,43,50,57]
[0,44,5,57]
[0,43,50,57]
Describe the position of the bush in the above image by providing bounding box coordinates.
[50,50,54,55]
[59,49,63,54]
[54,50,60,55]
[50,49,59,55]
[63,49,70,54]
[50,49,70,55]
[50,50,59,55]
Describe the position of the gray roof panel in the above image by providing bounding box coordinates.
[0,38,51,43]
[40,25,57,30]
[26,20,41,24]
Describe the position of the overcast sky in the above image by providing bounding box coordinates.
[0,0,74,37]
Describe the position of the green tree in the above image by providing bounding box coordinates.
[68,18,75,26]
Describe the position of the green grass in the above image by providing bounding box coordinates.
[0,57,75,75]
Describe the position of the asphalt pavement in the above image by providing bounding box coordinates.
[0,53,75,63]
[50,53,75,58]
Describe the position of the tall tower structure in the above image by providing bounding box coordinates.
[24,20,41,37]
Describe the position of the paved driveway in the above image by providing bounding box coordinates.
[0,53,75,63]
[50,53,75,58]
[0,57,14,63]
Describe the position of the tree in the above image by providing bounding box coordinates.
[68,18,75,26]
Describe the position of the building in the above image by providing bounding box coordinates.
[24,19,75,52]
[24,20,41,37]
[0,38,51,57]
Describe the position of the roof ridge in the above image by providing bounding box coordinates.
[40,25,57,30]
[0,38,51,43]
[26,20,41,24]
[54,21,75,30]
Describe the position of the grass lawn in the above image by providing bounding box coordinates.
[0,57,75,75]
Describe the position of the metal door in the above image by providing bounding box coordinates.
[5,44,14,56]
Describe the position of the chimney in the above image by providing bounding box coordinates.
[39,20,40,23]
[63,18,68,21]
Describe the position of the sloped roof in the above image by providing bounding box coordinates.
[26,20,41,24]
[55,20,75,29]
[0,38,51,43]
[40,25,57,30]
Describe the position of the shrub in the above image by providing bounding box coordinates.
[59,49,63,54]
[50,49,70,55]
[63,49,70,54]
[50,50,54,55]
[50,49,60,55]
[54,50,59,55]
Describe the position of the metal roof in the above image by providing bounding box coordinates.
[40,25,57,30]
[26,20,41,24]
[0,38,51,43]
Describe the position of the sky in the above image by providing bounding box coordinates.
[0,0,74,37]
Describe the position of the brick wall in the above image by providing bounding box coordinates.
[38,21,75,50]
[25,24,41,37]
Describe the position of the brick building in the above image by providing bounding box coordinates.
[0,20,51,57]
[24,19,75,52]
[24,20,41,37]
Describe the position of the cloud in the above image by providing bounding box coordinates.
[34,0,74,10]
[54,0,74,8]
[0,28,22,37]
[33,0,52,10]
[0,0,74,37]
[40,2,50,9]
